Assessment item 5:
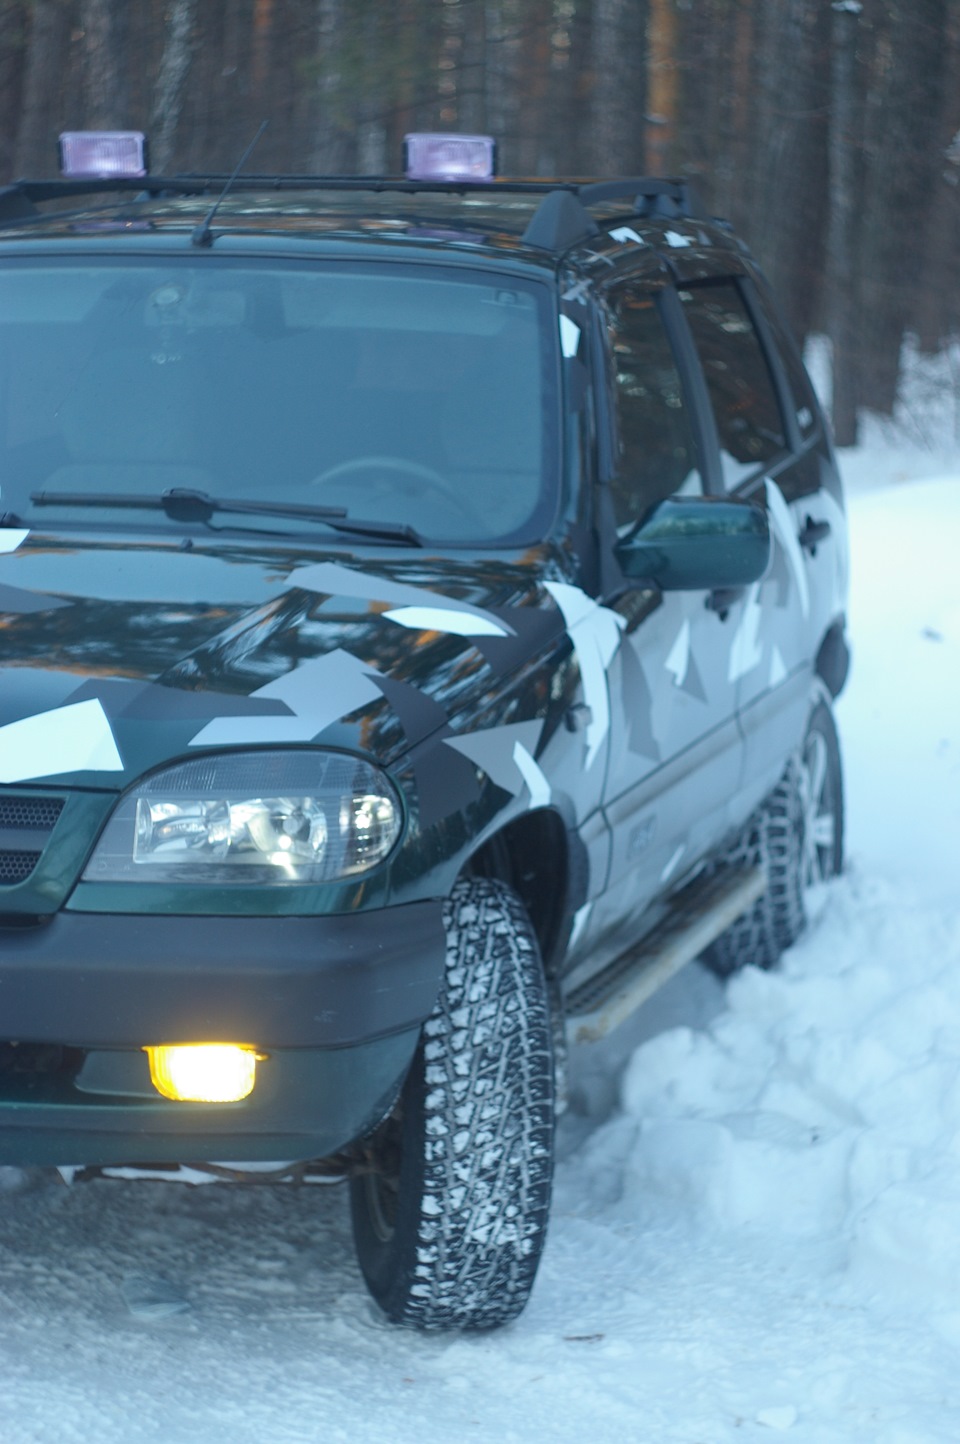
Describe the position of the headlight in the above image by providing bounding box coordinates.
[83,750,402,884]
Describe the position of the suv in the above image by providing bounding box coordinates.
[0,133,848,1330]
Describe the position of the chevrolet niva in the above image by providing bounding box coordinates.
[0,132,848,1329]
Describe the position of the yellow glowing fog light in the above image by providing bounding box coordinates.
[144,1043,263,1103]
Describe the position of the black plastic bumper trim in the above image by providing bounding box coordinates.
[0,902,446,1049]
[0,1033,420,1168]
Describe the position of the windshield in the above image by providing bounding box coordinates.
[0,258,559,545]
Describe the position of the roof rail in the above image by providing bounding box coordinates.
[0,175,173,224]
[0,187,37,222]
[520,176,699,253]
[577,177,696,214]
[0,171,701,252]
[521,190,600,251]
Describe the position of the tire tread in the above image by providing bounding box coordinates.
[352,878,555,1330]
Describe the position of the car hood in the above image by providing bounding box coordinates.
[0,530,568,789]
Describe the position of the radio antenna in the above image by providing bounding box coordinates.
[191,120,269,248]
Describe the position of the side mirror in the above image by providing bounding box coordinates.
[614,494,770,591]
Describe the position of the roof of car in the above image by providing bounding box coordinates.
[0,175,746,275]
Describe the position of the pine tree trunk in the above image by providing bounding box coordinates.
[914,117,960,351]
[586,0,647,176]
[81,0,130,128]
[747,0,830,343]
[0,3,27,181]
[484,0,523,172]
[150,0,198,173]
[826,0,861,448]
[456,0,488,136]
[13,0,72,178]
[645,0,675,174]
[356,1,386,174]
[856,0,949,416]
[313,0,356,172]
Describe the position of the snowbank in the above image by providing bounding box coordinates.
[593,464,960,1324]
[1,448,959,1443]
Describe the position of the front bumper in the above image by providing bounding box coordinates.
[0,901,445,1047]
[0,900,445,1167]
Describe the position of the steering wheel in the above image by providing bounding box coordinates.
[311,455,485,528]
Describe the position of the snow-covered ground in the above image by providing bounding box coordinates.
[2,428,959,1442]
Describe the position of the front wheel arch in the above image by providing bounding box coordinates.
[467,807,578,977]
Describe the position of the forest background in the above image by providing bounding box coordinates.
[1,0,958,446]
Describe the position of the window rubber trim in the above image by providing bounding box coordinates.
[737,273,810,457]
[656,283,725,496]
[671,275,798,496]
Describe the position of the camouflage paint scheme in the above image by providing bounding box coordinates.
[0,534,600,916]
[0,186,848,1165]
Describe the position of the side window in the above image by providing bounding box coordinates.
[605,287,702,534]
[751,286,821,443]
[678,281,787,490]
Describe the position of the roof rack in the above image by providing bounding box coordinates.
[0,173,583,225]
[0,175,167,222]
[0,172,699,254]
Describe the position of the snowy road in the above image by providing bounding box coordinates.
[2,457,960,1443]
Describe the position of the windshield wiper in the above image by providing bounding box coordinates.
[29,488,423,545]
[321,517,423,545]
[30,487,347,524]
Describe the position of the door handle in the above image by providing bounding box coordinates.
[565,703,593,733]
[798,516,831,554]
[705,586,743,620]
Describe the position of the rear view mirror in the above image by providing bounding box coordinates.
[614,494,770,591]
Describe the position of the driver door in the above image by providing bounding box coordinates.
[575,281,744,964]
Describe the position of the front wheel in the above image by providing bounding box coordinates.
[703,689,844,977]
[350,878,556,1330]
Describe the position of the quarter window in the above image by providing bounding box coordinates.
[605,288,702,534]
[679,281,786,490]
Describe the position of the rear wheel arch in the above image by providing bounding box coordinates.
[702,685,844,977]
[815,617,851,698]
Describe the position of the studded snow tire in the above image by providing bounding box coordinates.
[703,692,844,977]
[349,877,556,1330]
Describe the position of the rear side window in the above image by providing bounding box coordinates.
[679,281,786,490]
[751,287,821,442]
[605,287,702,533]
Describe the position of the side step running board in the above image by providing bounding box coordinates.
[564,866,766,1045]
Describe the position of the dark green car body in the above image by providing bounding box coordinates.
[0,178,848,1169]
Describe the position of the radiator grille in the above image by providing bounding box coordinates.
[0,795,65,886]
[0,851,41,884]
[0,797,64,830]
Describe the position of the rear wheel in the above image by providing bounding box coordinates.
[797,695,844,896]
[350,877,555,1330]
[703,690,843,977]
